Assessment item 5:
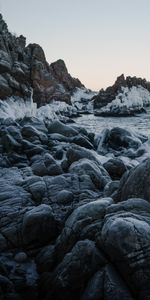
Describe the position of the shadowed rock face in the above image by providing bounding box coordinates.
[0,14,84,106]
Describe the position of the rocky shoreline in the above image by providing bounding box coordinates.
[0,115,150,300]
[1,13,150,300]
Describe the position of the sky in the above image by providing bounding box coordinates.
[0,0,150,91]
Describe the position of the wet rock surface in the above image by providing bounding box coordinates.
[0,116,149,300]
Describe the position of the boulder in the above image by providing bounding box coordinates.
[22,204,58,247]
[71,134,93,149]
[115,158,150,202]
[100,198,150,299]
[81,266,134,300]
[69,158,111,189]
[47,120,78,137]
[44,240,106,300]
[103,158,127,180]
[96,127,146,157]
[55,198,113,261]
[31,153,62,176]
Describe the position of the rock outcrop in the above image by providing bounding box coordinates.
[0,14,84,106]
[93,74,150,109]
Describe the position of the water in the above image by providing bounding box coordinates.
[74,111,150,137]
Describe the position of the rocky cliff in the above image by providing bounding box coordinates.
[0,14,83,106]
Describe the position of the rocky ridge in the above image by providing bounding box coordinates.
[0,14,83,106]
[93,74,150,116]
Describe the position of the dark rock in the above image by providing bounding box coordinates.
[93,73,150,110]
[22,204,58,247]
[100,198,150,299]
[96,127,146,156]
[69,158,111,190]
[0,75,12,98]
[47,120,78,137]
[0,50,11,73]
[81,265,134,300]
[53,149,64,160]
[2,134,22,153]
[55,198,113,261]
[71,134,93,149]
[22,175,47,203]
[0,15,84,105]
[103,265,134,300]
[21,125,48,144]
[45,240,106,300]
[50,59,83,91]
[14,252,27,263]
[36,245,56,273]
[0,275,16,298]
[115,158,150,202]
[22,139,46,157]
[104,180,120,197]
[0,252,38,299]
[66,144,103,167]
[103,158,127,180]
[107,127,142,150]
[31,153,62,176]
[41,172,106,225]
[80,270,104,300]
[55,190,74,204]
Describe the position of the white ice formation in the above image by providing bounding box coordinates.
[0,88,97,121]
[101,86,150,113]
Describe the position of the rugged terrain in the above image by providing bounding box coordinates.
[0,14,83,106]
[0,117,150,300]
[93,74,150,116]
[1,14,150,300]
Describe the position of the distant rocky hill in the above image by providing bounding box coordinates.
[93,74,150,109]
[0,14,84,106]
[93,74,150,116]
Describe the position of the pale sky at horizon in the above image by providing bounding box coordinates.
[0,0,150,91]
